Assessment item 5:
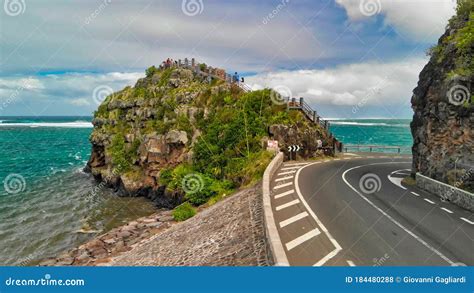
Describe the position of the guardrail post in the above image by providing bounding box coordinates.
[299,97,304,107]
[191,58,195,68]
[184,58,189,67]
[398,147,400,154]
[178,59,181,67]
[312,111,316,122]
[369,146,372,152]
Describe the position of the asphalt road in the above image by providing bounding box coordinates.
[269,154,474,266]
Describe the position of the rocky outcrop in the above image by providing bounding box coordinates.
[86,63,333,208]
[411,4,473,191]
[268,124,329,159]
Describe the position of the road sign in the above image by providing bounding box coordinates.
[287,145,301,152]
[267,140,279,151]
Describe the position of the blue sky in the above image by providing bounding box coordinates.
[0,0,456,117]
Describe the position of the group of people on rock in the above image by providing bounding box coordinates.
[159,58,245,84]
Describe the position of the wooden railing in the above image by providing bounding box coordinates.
[343,145,411,154]
[288,97,329,131]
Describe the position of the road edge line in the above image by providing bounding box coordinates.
[294,162,343,266]
[341,162,456,266]
[262,152,290,266]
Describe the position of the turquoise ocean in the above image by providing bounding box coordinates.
[0,116,412,265]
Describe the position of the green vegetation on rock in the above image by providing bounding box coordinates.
[89,61,327,209]
[172,202,196,221]
[429,0,474,79]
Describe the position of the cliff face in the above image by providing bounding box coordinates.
[411,2,473,191]
[86,63,331,208]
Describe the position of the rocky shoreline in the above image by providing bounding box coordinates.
[39,184,272,266]
[39,209,176,266]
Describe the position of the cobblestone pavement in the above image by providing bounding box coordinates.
[108,184,273,266]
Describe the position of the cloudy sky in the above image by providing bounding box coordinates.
[0,0,456,117]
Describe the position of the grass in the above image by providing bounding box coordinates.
[172,202,196,221]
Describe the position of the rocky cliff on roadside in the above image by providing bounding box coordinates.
[86,62,331,209]
[411,1,474,191]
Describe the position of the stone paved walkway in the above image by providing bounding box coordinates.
[109,184,272,266]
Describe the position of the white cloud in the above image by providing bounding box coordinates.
[0,72,143,115]
[335,0,456,40]
[69,98,91,106]
[246,57,428,111]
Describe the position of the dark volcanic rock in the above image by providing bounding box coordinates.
[410,7,473,190]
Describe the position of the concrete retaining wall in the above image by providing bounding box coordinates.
[416,172,474,212]
[262,152,289,266]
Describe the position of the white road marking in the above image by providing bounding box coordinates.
[273,182,293,190]
[411,192,420,196]
[285,228,321,251]
[276,199,300,211]
[342,162,455,266]
[284,162,309,167]
[440,207,453,214]
[367,156,374,158]
[294,163,343,266]
[387,174,406,190]
[333,158,341,161]
[277,170,296,176]
[279,212,309,228]
[423,198,435,205]
[323,159,330,162]
[344,153,359,156]
[378,156,388,158]
[460,217,474,225]
[275,176,294,182]
[274,189,295,199]
[281,166,302,171]
[314,249,340,266]
[346,260,356,267]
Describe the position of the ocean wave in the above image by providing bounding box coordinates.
[0,121,92,128]
[330,121,409,127]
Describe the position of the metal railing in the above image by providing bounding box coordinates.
[343,145,411,154]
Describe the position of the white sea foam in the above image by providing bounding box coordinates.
[329,121,409,127]
[0,121,92,128]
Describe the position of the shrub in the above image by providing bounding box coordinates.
[172,202,196,221]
